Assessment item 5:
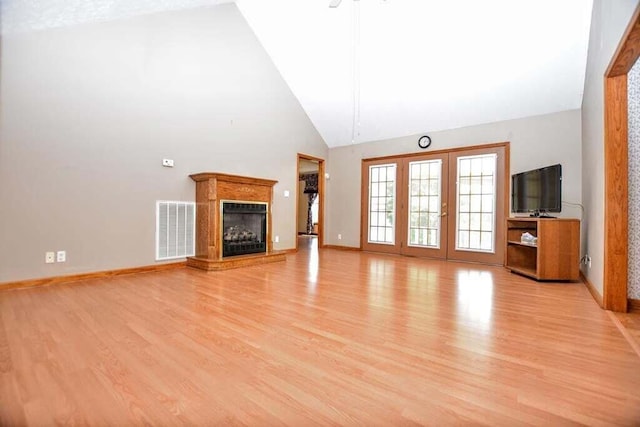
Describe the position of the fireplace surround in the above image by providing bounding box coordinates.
[186,172,286,271]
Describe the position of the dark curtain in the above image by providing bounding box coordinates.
[307,193,318,234]
[299,173,319,234]
[299,172,318,194]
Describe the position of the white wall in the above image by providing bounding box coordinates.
[581,0,639,296]
[0,4,328,284]
[326,109,582,248]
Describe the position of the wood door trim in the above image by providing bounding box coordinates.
[603,75,628,312]
[296,154,325,251]
[503,143,511,266]
[362,141,509,162]
[602,4,639,312]
[606,5,640,77]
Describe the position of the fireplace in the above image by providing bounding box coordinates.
[186,172,286,271]
[222,202,267,257]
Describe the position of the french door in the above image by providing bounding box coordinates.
[361,144,507,265]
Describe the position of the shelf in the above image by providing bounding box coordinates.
[506,265,537,278]
[507,240,538,248]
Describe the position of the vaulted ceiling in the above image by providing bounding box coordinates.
[2,0,593,148]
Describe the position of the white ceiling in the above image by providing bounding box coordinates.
[237,0,594,147]
[0,0,234,33]
[2,0,594,148]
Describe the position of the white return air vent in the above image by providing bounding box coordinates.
[156,201,195,261]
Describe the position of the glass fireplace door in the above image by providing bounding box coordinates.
[221,202,267,257]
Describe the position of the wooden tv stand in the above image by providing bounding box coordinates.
[505,218,580,281]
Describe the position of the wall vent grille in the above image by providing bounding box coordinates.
[156,201,195,260]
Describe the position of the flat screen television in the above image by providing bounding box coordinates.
[511,164,562,216]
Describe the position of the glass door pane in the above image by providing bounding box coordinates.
[408,159,442,248]
[456,154,497,252]
[367,163,396,245]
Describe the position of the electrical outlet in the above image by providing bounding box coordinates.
[274,235,279,243]
[45,252,55,264]
[56,250,66,263]
[162,159,174,167]
[338,234,342,240]
[284,190,290,198]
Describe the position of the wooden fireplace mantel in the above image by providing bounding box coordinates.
[186,172,286,271]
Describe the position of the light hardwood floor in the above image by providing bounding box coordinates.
[1,237,639,425]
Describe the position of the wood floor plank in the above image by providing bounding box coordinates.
[0,373,27,426]
[0,237,639,425]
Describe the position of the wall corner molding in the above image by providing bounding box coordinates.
[580,271,604,308]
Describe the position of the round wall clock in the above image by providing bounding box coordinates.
[418,135,432,149]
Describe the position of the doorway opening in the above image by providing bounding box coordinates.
[296,154,325,251]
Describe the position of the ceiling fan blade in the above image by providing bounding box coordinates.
[329,0,342,8]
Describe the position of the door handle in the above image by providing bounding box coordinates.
[441,212,448,217]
